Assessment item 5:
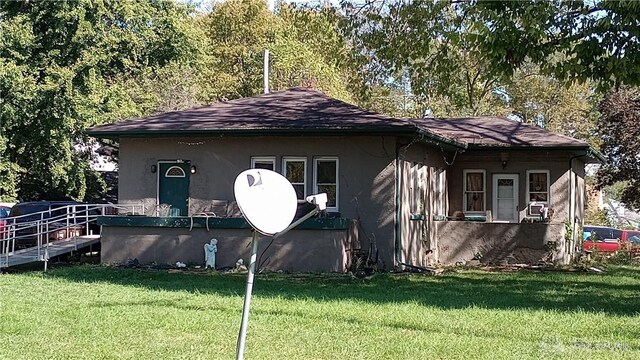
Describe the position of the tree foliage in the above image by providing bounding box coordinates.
[503,61,601,144]
[201,0,362,102]
[467,0,640,89]
[0,0,203,201]
[343,0,504,116]
[345,0,640,90]
[0,0,370,201]
[343,0,640,108]
[4,0,635,202]
[596,87,640,209]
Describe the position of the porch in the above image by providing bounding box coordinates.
[435,221,568,265]
[97,215,358,272]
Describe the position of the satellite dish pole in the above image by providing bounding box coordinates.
[234,169,327,360]
[235,230,260,360]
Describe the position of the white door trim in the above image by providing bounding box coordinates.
[492,174,519,223]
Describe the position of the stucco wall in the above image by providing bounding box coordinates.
[101,226,352,272]
[117,136,398,269]
[436,222,566,265]
[447,150,581,223]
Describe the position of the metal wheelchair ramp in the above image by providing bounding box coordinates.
[1,203,145,271]
[1,235,100,269]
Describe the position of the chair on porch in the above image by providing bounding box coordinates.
[199,200,229,218]
[155,203,172,217]
[226,201,243,217]
[190,200,229,231]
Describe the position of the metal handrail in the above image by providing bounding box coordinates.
[0,203,142,268]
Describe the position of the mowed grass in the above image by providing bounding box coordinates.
[1,265,640,359]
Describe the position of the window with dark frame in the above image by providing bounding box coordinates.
[314,158,338,210]
[283,157,306,200]
[464,170,485,213]
[527,171,549,203]
[250,157,275,171]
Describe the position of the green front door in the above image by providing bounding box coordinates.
[158,162,190,216]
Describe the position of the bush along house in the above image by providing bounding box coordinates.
[87,87,603,272]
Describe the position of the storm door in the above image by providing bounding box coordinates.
[492,174,519,223]
[158,161,190,216]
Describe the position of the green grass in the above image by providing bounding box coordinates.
[1,265,640,359]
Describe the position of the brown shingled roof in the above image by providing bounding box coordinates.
[87,87,418,137]
[412,116,590,148]
[87,87,596,155]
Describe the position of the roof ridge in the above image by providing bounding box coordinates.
[222,87,322,103]
[261,87,416,124]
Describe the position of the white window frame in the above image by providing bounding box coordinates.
[526,170,550,214]
[250,156,276,171]
[463,169,486,214]
[282,157,307,199]
[314,157,339,212]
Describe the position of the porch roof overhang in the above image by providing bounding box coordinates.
[87,127,468,151]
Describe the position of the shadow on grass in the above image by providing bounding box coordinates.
[28,264,640,317]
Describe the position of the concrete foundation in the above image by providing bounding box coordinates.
[100,226,354,273]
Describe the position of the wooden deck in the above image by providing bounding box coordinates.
[0,235,100,268]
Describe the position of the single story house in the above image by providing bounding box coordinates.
[87,87,602,272]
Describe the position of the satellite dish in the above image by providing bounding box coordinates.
[233,169,327,360]
[233,169,298,236]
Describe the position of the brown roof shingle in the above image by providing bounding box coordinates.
[87,87,417,136]
[411,116,590,148]
[88,87,594,153]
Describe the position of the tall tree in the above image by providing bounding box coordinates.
[596,87,640,209]
[343,0,505,116]
[504,61,601,145]
[343,0,640,108]
[200,0,276,100]
[466,0,640,89]
[271,4,361,102]
[346,0,639,89]
[201,0,364,103]
[0,0,203,201]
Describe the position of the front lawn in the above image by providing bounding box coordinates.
[1,265,639,359]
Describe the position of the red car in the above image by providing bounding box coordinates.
[583,226,640,252]
[621,230,640,247]
[583,226,622,252]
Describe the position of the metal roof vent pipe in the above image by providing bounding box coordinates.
[263,49,269,94]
